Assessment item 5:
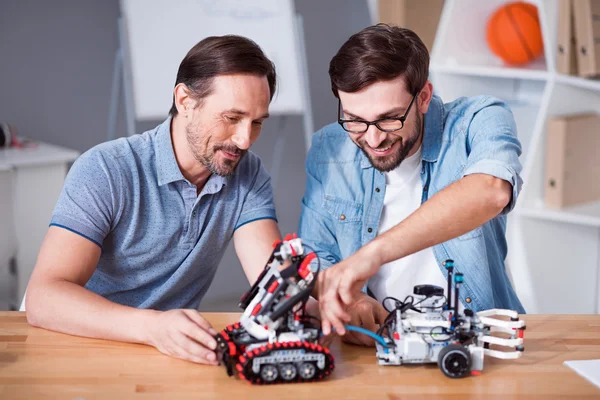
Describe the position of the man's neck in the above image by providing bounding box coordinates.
[170,115,212,191]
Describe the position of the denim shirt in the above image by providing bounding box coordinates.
[298,94,526,313]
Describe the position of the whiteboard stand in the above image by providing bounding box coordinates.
[107,17,137,141]
[294,14,315,152]
[107,45,122,141]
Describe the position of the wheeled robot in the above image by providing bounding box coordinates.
[368,259,526,378]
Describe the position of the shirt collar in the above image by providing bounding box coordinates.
[422,94,444,163]
[360,153,371,169]
[156,117,186,186]
[155,117,229,191]
[201,174,228,194]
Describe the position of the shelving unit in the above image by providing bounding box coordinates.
[430,0,600,314]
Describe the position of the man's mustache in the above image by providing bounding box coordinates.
[214,145,244,155]
[358,138,401,150]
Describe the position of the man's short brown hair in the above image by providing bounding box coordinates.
[169,35,276,116]
[329,24,429,98]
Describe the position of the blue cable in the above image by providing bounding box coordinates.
[323,325,391,351]
[343,325,390,348]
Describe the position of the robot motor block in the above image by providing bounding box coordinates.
[372,260,526,378]
[215,234,334,384]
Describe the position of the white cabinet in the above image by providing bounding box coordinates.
[0,142,79,305]
[430,0,600,313]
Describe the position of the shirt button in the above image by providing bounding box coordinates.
[423,185,428,191]
[375,187,380,193]
[192,211,196,217]
[368,227,373,233]
[340,214,346,221]
[466,297,472,303]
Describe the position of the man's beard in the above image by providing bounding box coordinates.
[357,112,422,172]
[185,122,247,177]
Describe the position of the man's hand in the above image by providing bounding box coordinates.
[342,293,387,346]
[302,296,334,348]
[318,246,382,336]
[146,309,219,365]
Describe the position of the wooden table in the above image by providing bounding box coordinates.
[1,312,599,399]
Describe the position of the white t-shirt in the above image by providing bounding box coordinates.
[367,145,464,312]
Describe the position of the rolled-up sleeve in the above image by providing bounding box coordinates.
[462,103,524,215]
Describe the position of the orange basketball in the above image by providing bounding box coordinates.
[486,2,544,66]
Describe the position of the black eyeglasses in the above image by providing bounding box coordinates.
[337,93,417,134]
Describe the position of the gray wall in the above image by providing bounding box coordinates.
[0,0,371,311]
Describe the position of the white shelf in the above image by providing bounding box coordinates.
[509,103,542,160]
[431,0,600,314]
[555,74,600,93]
[518,201,600,228]
[432,0,549,72]
[430,63,549,81]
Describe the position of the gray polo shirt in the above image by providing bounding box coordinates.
[50,117,277,310]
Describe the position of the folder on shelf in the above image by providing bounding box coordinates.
[573,0,600,77]
[556,0,578,75]
[545,113,600,209]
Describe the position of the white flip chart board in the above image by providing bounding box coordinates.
[120,0,305,120]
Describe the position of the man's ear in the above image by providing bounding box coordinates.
[417,80,434,115]
[173,83,196,116]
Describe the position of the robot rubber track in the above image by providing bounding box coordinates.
[217,322,335,384]
[215,234,335,384]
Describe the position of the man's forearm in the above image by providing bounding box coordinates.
[26,279,158,345]
[367,174,511,266]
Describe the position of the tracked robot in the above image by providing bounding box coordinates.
[215,234,334,384]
